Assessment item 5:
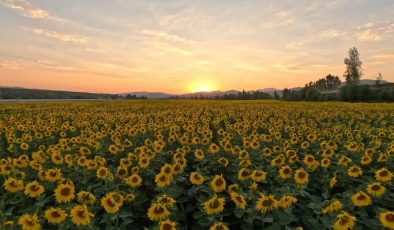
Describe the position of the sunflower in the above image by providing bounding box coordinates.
[202,195,226,215]
[210,222,229,230]
[155,172,173,188]
[96,166,108,179]
[54,183,75,203]
[217,158,229,167]
[320,158,331,168]
[126,174,142,187]
[367,182,386,197]
[294,168,309,185]
[227,184,239,194]
[116,166,128,179]
[303,155,315,168]
[333,211,356,230]
[360,155,372,165]
[157,195,176,208]
[18,213,40,230]
[375,168,393,182]
[3,220,14,228]
[256,194,277,213]
[158,219,176,230]
[44,207,67,224]
[24,181,45,198]
[238,168,250,181]
[278,195,297,208]
[208,143,219,154]
[139,157,150,168]
[189,172,205,185]
[380,211,394,229]
[322,199,343,214]
[279,166,292,179]
[101,193,121,214]
[161,164,174,175]
[351,191,371,207]
[124,193,136,202]
[251,170,267,182]
[230,192,247,209]
[330,175,337,188]
[194,149,205,160]
[70,204,93,226]
[46,168,62,182]
[77,191,96,205]
[147,203,170,221]
[4,177,23,192]
[347,166,363,177]
[249,182,258,191]
[210,175,226,193]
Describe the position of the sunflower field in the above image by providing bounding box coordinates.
[0,100,393,230]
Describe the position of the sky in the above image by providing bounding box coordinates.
[0,0,394,94]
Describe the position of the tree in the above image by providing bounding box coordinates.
[344,47,362,84]
[376,72,383,86]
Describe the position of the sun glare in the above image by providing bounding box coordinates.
[189,80,217,92]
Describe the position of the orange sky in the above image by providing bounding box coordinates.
[1,0,393,94]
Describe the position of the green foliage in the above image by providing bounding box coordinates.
[344,47,362,84]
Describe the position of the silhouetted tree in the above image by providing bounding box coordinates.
[344,47,362,84]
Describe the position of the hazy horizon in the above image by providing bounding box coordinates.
[1,0,394,94]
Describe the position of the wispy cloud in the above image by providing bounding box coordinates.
[357,21,394,41]
[2,0,62,21]
[141,30,194,45]
[0,60,20,69]
[319,29,346,39]
[26,28,87,44]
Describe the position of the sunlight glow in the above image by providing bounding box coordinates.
[190,81,216,92]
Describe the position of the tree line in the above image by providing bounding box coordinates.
[282,47,394,102]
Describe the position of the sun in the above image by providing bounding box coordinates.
[190,81,216,92]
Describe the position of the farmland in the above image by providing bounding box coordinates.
[0,100,393,230]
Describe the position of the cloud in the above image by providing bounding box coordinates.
[370,53,394,60]
[356,21,394,42]
[0,60,20,69]
[141,30,194,45]
[319,29,346,39]
[274,64,306,73]
[2,0,62,21]
[274,11,295,26]
[26,28,87,44]
[358,29,382,41]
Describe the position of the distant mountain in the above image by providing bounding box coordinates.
[339,79,389,86]
[0,87,118,100]
[120,91,173,99]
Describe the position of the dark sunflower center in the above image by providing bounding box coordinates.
[255,172,262,177]
[235,196,243,203]
[241,170,249,177]
[159,175,166,182]
[51,211,61,218]
[351,168,359,173]
[77,210,86,219]
[164,167,172,174]
[106,198,116,207]
[283,168,290,174]
[262,199,273,207]
[380,171,388,177]
[215,178,223,186]
[298,172,306,179]
[60,187,71,196]
[99,170,106,176]
[154,206,165,214]
[132,177,139,183]
[357,194,366,200]
[386,214,394,222]
[371,185,381,191]
[210,199,220,209]
[339,216,349,225]
[307,157,313,162]
[162,223,173,230]
[30,184,39,192]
